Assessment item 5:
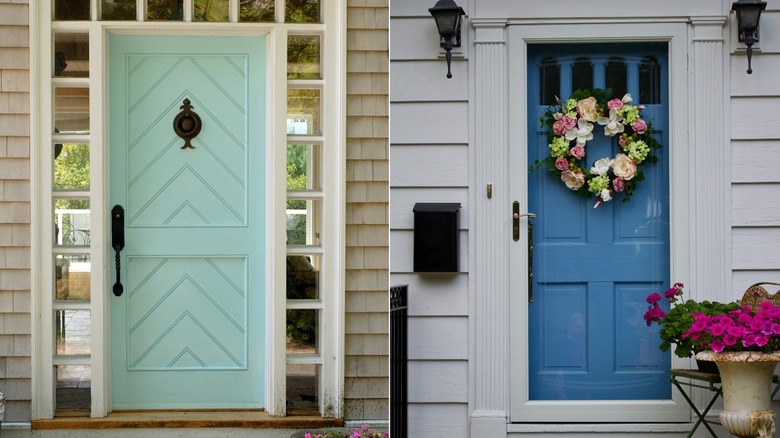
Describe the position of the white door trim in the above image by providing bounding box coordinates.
[506,21,692,423]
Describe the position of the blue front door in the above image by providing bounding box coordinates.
[109,34,266,409]
[527,43,670,401]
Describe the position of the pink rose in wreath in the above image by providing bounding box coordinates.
[570,145,585,159]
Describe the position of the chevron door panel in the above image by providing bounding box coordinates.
[126,256,247,370]
[126,54,248,227]
[109,34,266,408]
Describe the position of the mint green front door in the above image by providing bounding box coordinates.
[109,34,266,409]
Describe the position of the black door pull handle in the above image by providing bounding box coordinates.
[111,205,125,296]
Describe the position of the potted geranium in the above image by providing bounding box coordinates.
[647,283,780,438]
[644,283,739,367]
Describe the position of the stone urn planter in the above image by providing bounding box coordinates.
[697,350,780,438]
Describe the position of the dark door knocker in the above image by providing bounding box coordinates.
[173,98,201,149]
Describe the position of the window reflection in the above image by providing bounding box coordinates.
[240,0,275,22]
[287,255,320,299]
[54,88,90,134]
[288,35,321,79]
[55,255,91,301]
[287,89,321,135]
[286,0,319,23]
[101,0,136,20]
[147,0,184,20]
[54,33,89,78]
[194,0,229,21]
[54,0,90,20]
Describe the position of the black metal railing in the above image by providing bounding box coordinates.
[390,285,408,437]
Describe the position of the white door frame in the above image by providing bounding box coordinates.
[506,21,692,423]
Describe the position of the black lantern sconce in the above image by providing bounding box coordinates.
[732,0,767,74]
[428,0,466,79]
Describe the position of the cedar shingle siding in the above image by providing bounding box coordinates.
[345,0,390,420]
[0,0,32,423]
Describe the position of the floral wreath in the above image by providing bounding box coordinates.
[533,88,661,207]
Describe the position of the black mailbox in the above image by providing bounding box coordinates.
[413,203,460,273]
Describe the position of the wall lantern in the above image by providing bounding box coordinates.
[428,0,465,79]
[732,0,767,74]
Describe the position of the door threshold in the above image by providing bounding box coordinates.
[32,410,343,430]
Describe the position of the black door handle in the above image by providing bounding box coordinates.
[111,205,125,296]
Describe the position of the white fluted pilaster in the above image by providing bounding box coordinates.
[690,18,730,303]
[470,19,509,438]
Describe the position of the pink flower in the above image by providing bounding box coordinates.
[552,119,567,136]
[646,292,662,304]
[570,145,585,159]
[618,134,628,148]
[632,119,648,134]
[607,98,624,110]
[577,97,600,121]
[643,306,666,326]
[710,339,726,352]
[555,157,569,171]
[710,323,727,336]
[612,154,637,180]
[561,115,577,130]
[560,170,585,190]
[612,178,625,192]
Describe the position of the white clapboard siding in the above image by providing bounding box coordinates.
[391,145,469,187]
[408,403,469,437]
[391,273,469,316]
[391,61,468,102]
[391,102,469,144]
[391,229,468,273]
[391,17,446,61]
[730,54,780,96]
[732,140,780,183]
[408,316,468,360]
[732,97,780,140]
[408,360,468,403]
[391,187,469,229]
[732,228,780,270]
[732,184,780,226]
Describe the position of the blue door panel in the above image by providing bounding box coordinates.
[527,43,671,401]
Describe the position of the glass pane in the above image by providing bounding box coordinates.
[54,199,90,246]
[54,310,92,356]
[288,35,321,79]
[285,0,319,23]
[571,58,592,92]
[605,57,627,98]
[286,363,319,412]
[287,309,319,353]
[101,0,137,20]
[55,365,91,413]
[147,0,184,20]
[640,56,661,104]
[54,143,90,190]
[287,255,320,299]
[54,0,90,20]
[54,87,90,134]
[287,144,320,191]
[539,57,560,106]
[287,89,321,135]
[54,33,89,78]
[240,0,275,22]
[286,199,321,245]
[194,0,229,21]
[56,310,91,355]
[55,255,92,301]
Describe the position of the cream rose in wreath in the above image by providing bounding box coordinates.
[532,88,661,207]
